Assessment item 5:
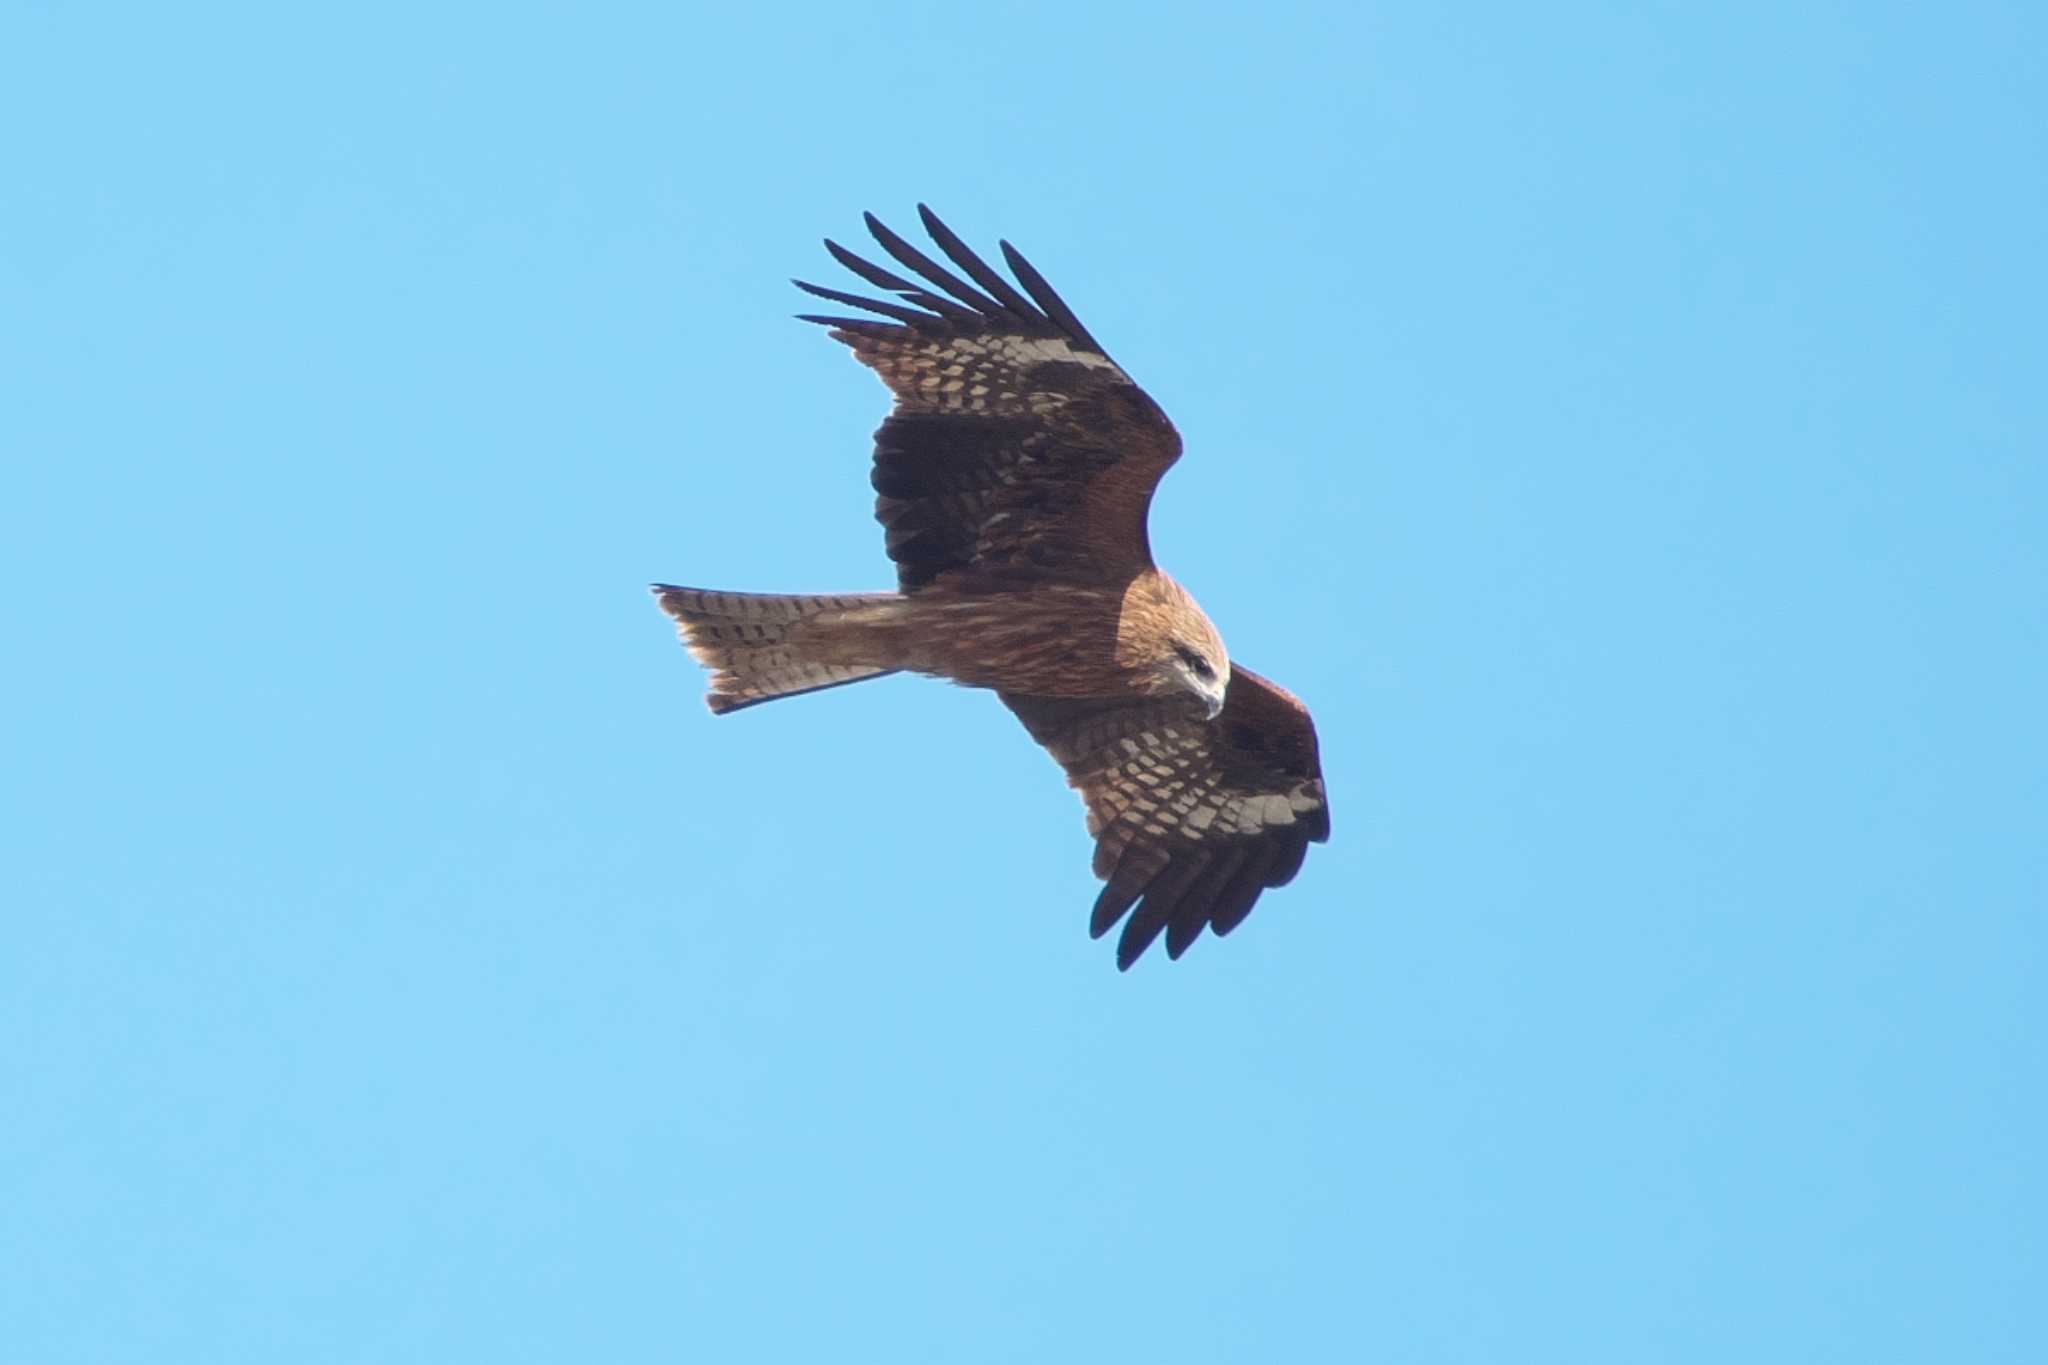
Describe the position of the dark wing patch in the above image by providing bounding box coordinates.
[1003,666,1330,969]
[796,205,1183,590]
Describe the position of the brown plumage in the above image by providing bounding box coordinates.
[654,206,1329,968]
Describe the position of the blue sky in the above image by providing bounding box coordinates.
[5,2,2042,1360]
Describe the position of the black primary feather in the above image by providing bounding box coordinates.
[917,204,1041,321]
[862,211,1012,318]
[1000,240,1105,353]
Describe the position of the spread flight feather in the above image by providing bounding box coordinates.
[655,206,1329,968]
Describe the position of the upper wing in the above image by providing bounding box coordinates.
[1003,666,1330,969]
[795,205,1183,591]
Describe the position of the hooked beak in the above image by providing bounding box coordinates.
[1203,688,1227,721]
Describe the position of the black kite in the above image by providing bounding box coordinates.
[655,208,1330,968]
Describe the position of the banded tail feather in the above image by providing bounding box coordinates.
[652,586,902,714]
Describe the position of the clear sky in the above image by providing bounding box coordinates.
[5,3,2042,1361]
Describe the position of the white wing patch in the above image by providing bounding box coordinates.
[855,333,1125,420]
[1003,336,1121,371]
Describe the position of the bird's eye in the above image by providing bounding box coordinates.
[1175,645,1214,680]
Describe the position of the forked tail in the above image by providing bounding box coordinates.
[652,586,902,714]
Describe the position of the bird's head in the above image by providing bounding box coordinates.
[1120,574,1231,719]
[1164,632,1231,719]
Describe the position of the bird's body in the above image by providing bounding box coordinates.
[662,571,1222,705]
[655,207,1329,968]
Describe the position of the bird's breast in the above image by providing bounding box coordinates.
[904,584,1137,697]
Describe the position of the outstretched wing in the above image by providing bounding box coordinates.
[1003,667,1330,969]
[795,205,1182,591]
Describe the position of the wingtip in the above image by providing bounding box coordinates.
[1164,923,1200,961]
[820,238,862,270]
[1089,880,1138,940]
[914,203,953,246]
[1116,917,1167,971]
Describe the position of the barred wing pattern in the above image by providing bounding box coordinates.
[1004,667,1330,969]
[795,205,1182,590]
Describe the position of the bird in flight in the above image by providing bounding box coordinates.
[654,207,1329,968]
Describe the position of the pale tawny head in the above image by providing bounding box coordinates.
[1116,573,1231,718]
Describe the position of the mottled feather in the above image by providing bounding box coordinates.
[795,205,1183,591]
[655,209,1332,969]
[1002,666,1330,968]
